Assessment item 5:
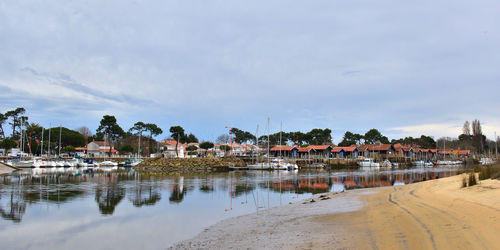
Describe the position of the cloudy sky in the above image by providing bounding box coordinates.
[1,0,499,142]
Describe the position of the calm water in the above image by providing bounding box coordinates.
[0,167,462,249]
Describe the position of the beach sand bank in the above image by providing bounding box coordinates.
[173,174,500,249]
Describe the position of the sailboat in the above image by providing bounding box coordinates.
[247,118,274,170]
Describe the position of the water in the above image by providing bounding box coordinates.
[0,167,462,249]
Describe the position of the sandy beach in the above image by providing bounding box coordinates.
[173,174,500,249]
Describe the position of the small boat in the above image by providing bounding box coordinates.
[413,160,433,167]
[99,161,118,167]
[271,158,298,170]
[380,159,392,168]
[358,158,380,167]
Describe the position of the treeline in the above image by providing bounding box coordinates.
[219,128,333,146]
[338,129,390,146]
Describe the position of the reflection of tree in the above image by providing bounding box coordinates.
[0,191,26,223]
[95,185,125,215]
[169,186,185,204]
[232,184,255,198]
[128,185,161,207]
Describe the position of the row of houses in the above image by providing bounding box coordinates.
[269,142,471,159]
[71,140,471,160]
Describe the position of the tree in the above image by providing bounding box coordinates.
[185,133,199,143]
[0,138,17,152]
[77,126,93,137]
[471,119,484,153]
[63,145,76,153]
[169,126,185,157]
[462,121,471,136]
[144,123,162,155]
[219,145,231,155]
[338,131,363,147]
[120,144,134,154]
[5,107,25,138]
[230,128,256,144]
[216,134,230,144]
[130,122,147,156]
[0,113,7,139]
[307,128,332,145]
[96,115,125,156]
[199,141,214,157]
[364,129,389,144]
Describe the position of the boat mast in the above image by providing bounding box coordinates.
[20,117,23,154]
[279,121,282,158]
[58,125,62,156]
[40,128,44,156]
[47,124,51,157]
[254,124,259,163]
[267,117,270,166]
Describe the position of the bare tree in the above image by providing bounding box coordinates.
[76,126,93,137]
[216,134,230,144]
[462,121,471,136]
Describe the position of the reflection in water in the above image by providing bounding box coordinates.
[0,190,26,222]
[0,167,465,249]
[0,167,462,223]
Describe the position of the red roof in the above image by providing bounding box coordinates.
[160,139,186,148]
[92,141,112,147]
[99,148,117,153]
[307,145,332,150]
[332,146,357,153]
[359,144,392,151]
[270,146,295,152]
[298,147,313,152]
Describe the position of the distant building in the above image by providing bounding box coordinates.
[159,139,186,158]
[86,141,118,156]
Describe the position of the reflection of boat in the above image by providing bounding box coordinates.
[435,160,462,166]
[247,162,273,170]
[479,158,494,165]
[358,158,380,167]
[413,160,433,167]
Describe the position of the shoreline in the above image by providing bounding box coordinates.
[172,174,500,249]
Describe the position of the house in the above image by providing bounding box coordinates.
[270,145,298,158]
[358,143,394,158]
[86,141,118,156]
[159,139,186,158]
[331,146,359,159]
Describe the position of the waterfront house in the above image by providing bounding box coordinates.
[331,146,359,159]
[159,139,186,158]
[270,145,298,158]
[358,143,394,159]
[85,141,118,156]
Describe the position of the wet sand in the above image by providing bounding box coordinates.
[173,174,500,249]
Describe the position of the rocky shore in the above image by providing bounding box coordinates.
[134,157,246,173]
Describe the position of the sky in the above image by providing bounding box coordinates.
[1,0,500,143]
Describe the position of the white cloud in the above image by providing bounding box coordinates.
[1,0,500,139]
